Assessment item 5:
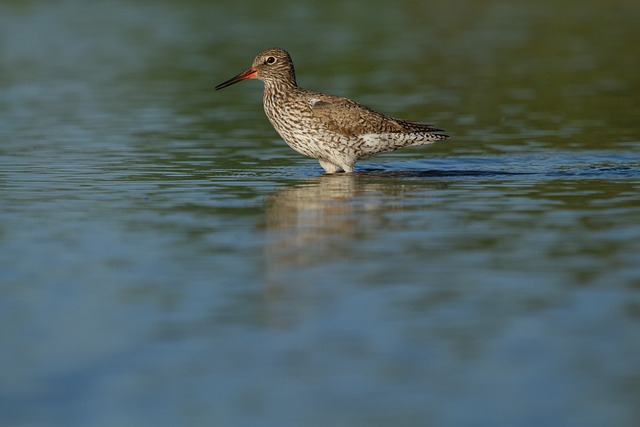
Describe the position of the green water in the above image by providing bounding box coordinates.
[1,0,639,426]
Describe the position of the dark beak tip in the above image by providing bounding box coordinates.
[214,79,238,91]
[214,68,257,91]
[214,80,233,91]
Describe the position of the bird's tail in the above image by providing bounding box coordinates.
[357,132,449,158]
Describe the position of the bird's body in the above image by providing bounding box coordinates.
[215,48,448,173]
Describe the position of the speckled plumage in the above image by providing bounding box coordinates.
[215,47,449,173]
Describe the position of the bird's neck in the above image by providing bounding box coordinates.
[266,77,297,89]
[263,78,298,100]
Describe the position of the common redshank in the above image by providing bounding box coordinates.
[215,47,449,173]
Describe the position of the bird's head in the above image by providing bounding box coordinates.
[215,47,297,90]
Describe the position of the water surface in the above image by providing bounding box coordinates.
[1,1,639,426]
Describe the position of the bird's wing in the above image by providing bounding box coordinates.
[308,94,442,137]
[309,95,403,137]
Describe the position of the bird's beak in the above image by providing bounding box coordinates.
[215,67,258,90]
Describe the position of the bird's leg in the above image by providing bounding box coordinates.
[318,160,341,174]
[341,163,354,173]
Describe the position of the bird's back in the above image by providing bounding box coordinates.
[265,86,448,160]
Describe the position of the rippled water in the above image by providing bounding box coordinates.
[1,0,640,426]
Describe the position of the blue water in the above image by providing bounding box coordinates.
[1,0,640,426]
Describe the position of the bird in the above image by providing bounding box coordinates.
[215,47,449,173]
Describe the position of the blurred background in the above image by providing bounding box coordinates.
[1,0,639,426]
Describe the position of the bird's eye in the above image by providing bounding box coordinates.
[265,56,276,65]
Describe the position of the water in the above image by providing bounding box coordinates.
[1,0,639,426]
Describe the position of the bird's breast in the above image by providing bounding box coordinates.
[263,93,316,137]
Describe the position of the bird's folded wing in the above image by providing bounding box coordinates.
[309,97,404,137]
[309,96,442,137]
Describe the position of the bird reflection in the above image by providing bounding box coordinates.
[263,172,446,284]
[261,172,448,328]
